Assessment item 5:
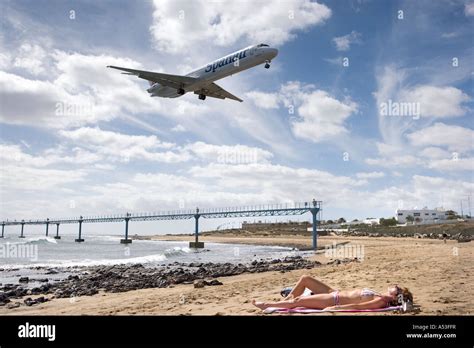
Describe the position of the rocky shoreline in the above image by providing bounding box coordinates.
[0,256,359,309]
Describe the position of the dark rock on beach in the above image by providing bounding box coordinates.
[205,279,223,286]
[50,256,321,298]
[193,279,223,288]
[24,297,36,306]
[193,279,206,288]
[455,233,471,243]
[6,302,21,309]
[0,292,11,305]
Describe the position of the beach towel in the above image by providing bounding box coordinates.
[263,305,402,314]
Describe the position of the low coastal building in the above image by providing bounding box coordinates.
[363,218,380,225]
[395,207,447,224]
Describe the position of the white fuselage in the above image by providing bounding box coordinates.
[147,45,278,97]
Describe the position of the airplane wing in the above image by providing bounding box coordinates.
[108,65,243,102]
[195,82,243,102]
[107,65,198,89]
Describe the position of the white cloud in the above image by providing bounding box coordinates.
[419,147,452,159]
[57,127,276,165]
[375,142,401,156]
[0,143,102,167]
[365,155,422,168]
[189,163,365,192]
[59,127,174,150]
[0,50,10,70]
[355,171,385,179]
[59,127,188,163]
[365,174,474,212]
[245,82,358,143]
[366,124,473,171]
[245,91,279,109]
[406,122,474,152]
[0,70,96,128]
[283,82,358,142]
[411,175,473,205]
[399,85,470,118]
[133,173,204,192]
[171,124,186,132]
[324,56,344,66]
[373,66,471,150]
[364,144,407,172]
[441,32,459,39]
[332,31,362,51]
[185,141,273,164]
[149,0,331,53]
[13,43,47,75]
[2,144,472,221]
[373,66,407,145]
[0,164,86,190]
[371,64,473,174]
[465,2,474,16]
[427,157,474,171]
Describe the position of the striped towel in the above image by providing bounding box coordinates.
[263,306,402,314]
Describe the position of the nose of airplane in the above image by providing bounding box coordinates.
[269,48,278,59]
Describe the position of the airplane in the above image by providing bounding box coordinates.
[107,43,278,102]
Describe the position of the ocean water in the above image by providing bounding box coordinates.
[0,234,303,286]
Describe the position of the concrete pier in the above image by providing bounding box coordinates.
[189,208,204,249]
[75,216,84,242]
[120,214,132,244]
[54,223,61,239]
[19,221,25,238]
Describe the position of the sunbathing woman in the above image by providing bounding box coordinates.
[252,275,413,310]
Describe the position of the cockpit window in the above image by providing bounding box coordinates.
[257,44,269,47]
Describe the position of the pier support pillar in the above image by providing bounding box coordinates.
[189,208,204,248]
[121,214,132,244]
[45,219,49,237]
[75,216,84,242]
[309,199,320,251]
[1,224,4,238]
[19,221,25,238]
[54,223,61,239]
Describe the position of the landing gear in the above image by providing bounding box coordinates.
[198,94,206,100]
[264,60,271,69]
[177,88,185,95]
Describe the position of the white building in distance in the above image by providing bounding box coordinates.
[363,218,380,225]
[395,207,447,224]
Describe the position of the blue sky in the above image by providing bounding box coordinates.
[0,0,473,235]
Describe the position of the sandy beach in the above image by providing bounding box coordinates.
[1,234,472,316]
